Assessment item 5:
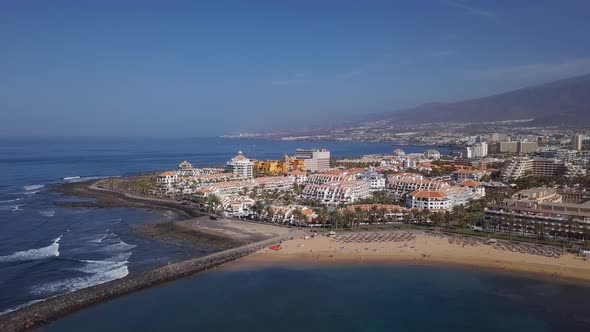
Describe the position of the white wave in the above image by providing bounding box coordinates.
[0,204,25,211]
[63,176,81,181]
[23,184,44,191]
[0,299,45,316]
[31,265,129,296]
[89,233,112,243]
[96,239,136,253]
[0,198,22,203]
[0,236,62,262]
[23,190,40,196]
[75,252,132,274]
[38,210,55,217]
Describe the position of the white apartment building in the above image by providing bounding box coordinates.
[295,149,330,172]
[406,190,452,211]
[358,169,386,191]
[388,179,449,196]
[302,180,371,204]
[226,151,254,179]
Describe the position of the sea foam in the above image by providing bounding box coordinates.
[38,210,56,217]
[0,236,62,262]
[23,184,45,191]
[31,265,129,296]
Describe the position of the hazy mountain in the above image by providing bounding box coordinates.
[375,73,590,126]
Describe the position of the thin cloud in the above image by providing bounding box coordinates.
[446,1,496,18]
[469,58,590,82]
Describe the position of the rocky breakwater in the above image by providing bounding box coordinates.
[0,231,302,332]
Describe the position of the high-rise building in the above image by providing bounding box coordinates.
[295,149,330,172]
[517,141,538,154]
[572,134,584,151]
[226,151,254,179]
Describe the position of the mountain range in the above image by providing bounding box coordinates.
[371,73,590,126]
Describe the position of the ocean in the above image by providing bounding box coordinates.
[0,137,420,314]
[39,265,590,332]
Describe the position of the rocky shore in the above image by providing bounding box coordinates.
[57,180,202,219]
[0,231,301,332]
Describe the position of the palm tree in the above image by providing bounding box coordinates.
[206,194,221,215]
[317,207,329,228]
[343,208,356,229]
[265,205,275,222]
[292,208,306,229]
[251,200,265,219]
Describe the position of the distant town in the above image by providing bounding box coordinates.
[106,130,590,250]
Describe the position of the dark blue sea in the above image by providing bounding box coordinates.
[40,265,590,332]
[0,137,417,314]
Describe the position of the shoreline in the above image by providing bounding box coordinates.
[0,179,299,332]
[224,231,590,285]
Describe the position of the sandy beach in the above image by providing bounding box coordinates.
[230,230,590,283]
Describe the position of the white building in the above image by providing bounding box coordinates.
[156,171,178,193]
[572,134,584,151]
[295,149,330,172]
[423,149,442,160]
[465,142,488,158]
[358,169,386,191]
[402,158,417,170]
[226,151,254,179]
[302,180,371,204]
[406,190,452,211]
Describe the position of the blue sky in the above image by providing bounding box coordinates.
[2,0,590,136]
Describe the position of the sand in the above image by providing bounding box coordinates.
[229,231,590,283]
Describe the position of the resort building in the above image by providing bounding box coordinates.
[287,170,308,184]
[388,179,448,196]
[450,170,486,182]
[484,188,590,237]
[226,151,254,179]
[386,173,424,182]
[423,149,442,160]
[301,180,371,204]
[156,171,179,193]
[358,169,386,191]
[406,190,452,211]
[501,157,587,180]
[295,149,330,172]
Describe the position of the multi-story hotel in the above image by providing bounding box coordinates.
[226,151,254,179]
[301,180,371,204]
[388,179,448,196]
[406,190,452,211]
[501,157,586,180]
[295,149,330,172]
[484,188,590,237]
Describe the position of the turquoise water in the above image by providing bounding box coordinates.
[40,265,590,332]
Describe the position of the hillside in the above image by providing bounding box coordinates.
[380,74,590,125]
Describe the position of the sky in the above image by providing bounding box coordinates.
[2,0,590,136]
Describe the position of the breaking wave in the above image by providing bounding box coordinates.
[0,204,25,211]
[0,198,22,203]
[97,239,136,253]
[23,184,45,191]
[0,299,45,316]
[75,252,132,274]
[38,210,55,217]
[0,236,62,263]
[31,265,129,296]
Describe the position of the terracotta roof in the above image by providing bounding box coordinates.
[459,180,481,187]
[288,170,306,176]
[159,171,176,177]
[410,190,448,199]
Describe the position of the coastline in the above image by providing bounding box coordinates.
[225,231,590,285]
[0,179,299,332]
[4,179,590,330]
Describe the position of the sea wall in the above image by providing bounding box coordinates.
[0,232,300,332]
